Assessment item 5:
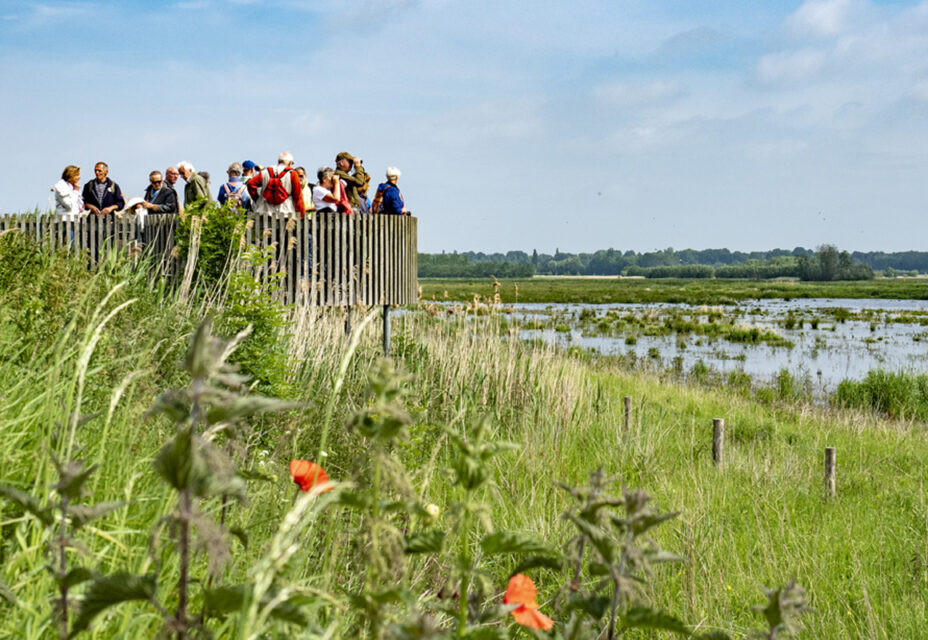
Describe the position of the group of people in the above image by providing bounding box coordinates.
[52,151,409,221]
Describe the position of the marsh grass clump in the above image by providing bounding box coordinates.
[834,369,928,420]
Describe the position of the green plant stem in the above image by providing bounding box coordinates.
[176,488,191,640]
[57,495,69,640]
[310,308,380,462]
[456,505,472,637]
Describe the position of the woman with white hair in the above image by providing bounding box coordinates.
[371,166,407,215]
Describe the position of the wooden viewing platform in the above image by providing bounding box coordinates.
[0,212,418,307]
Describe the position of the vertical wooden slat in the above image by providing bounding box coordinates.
[331,211,338,307]
[309,212,316,307]
[348,214,355,308]
[279,213,288,303]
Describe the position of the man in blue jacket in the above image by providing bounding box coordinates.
[82,162,125,216]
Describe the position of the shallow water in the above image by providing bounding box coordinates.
[512,299,928,393]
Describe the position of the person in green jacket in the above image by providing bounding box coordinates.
[177,161,213,207]
[334,151,369,213]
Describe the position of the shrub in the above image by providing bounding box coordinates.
[217,247,292,396]
[175,200,247,289]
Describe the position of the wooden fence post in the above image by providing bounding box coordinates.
[825,446,836,498]
[623,396,632,430]
[712,418,724,466]
[383,305,391,356]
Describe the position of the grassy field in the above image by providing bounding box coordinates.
[420,276,928,305]
[2,238,927,638]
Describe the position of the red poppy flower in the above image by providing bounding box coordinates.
[289,459,332,493]
[504,573,554,630]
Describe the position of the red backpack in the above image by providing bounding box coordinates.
[262,167,291,205]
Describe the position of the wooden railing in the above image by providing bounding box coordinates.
[0,212,418,307]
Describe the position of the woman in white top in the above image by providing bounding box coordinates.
[53,165,83,221]
[312,166,343,213]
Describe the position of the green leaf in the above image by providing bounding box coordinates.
[56,567,93,590]
[237,468,273,482]
[154,428,242,499]
[68,501,124,530]
[511,554,564,576]
[228,526,248,549]
[185,320,216,379]
[629,511,679,536]
[567,594,611,619]
[335,491,371,511]
[0,485,53,526]
[55,462,97,501]
[621,606,692,636]
[578,497,624,523]
[153,427,199,492]
[204,584,309,626]
[0,577,16,605]
[69,573,156,637]
[146,389,191,423]
[480,531,552,556]
[698,632,734,640]
[206,397,301,425]
[567,515,614,564]
[404,529,445,554]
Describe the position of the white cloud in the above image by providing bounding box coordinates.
[786,0,862,39]
[756,48,828,84]
[594,80,687,107]
[32,2,93,19]
[417,100,544,147]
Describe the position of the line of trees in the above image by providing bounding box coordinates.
[420,245,886,280]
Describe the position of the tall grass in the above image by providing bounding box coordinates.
[1,237,927,637]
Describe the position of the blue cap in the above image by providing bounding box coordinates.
[242,160,256,170]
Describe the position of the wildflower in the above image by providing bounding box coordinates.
[425,503,440,518]
[504,574,553,630]
[289,460,332,494]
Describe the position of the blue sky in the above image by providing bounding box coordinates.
[1,0,926,253]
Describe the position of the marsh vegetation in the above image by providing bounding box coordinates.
[1,233,927,638]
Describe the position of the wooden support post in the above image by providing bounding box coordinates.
[825,446,836,498]
[383,305,391,356]
[623,396,632,430]
[712,418,724,466]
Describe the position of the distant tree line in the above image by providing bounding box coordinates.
[419,244,902,280]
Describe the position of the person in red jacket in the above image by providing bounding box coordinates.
[246,151,305,217]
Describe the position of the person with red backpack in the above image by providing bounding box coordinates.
[245,151,305,217]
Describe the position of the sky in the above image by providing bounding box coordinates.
[1,0,926,254]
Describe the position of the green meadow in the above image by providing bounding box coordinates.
[1,233,927,638]
[420,276,928,305]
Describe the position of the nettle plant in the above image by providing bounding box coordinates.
[0,436,123,640]
[65,321,300,638]
[554,469,811,640]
